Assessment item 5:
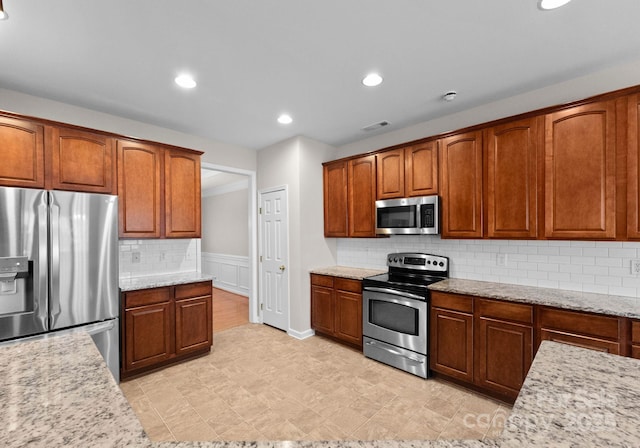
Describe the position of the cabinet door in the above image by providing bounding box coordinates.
[124,301,173,372]
[405,141,438,196]
[0,116,45,188]
[47,126,116,193]
[323,161,348,237]
[175,295,212,356]
[334,290,362,347]
[165,149,201,238]
[117,140,163,238]
[430,307,474,382]
[376,148,405,199]
[440,131,483,238]
[348,155,377,237]
[544,100,616,239]
[476,317,533,400]
[311,285,335,335]
[485,118,541,238]
[627,94,640,239]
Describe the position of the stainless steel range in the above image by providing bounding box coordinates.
[362,252,449,378]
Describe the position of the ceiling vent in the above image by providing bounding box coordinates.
[362,121,390,132]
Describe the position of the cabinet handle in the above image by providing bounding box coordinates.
[279,265,286,272]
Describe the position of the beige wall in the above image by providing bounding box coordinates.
[0,88,257,171]
[257,136,337,335]
[201,188,249,256]
[337,59,640,158]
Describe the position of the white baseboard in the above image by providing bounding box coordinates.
[201,252,249,297]
[287,328,315,340]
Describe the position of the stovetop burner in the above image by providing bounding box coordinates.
[362,252,449,296]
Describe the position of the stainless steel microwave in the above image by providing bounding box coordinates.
[375,195,440,235]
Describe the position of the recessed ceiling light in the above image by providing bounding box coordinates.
[362,73,383,87]
[538,0,572,10]
[175,74,197,89]
[277,114,293,125]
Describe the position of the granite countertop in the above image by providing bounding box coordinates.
[429,278,640,319]
[2,329,639,447]
[500,341,640,447]
[0,332,149,448]
[310,266,385,280]
[120,272,214,292]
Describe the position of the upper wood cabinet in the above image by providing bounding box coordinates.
[323,156,376,237]
[46,126,116,194]
[323,160,348,237]
[627,94,640,239]
[376,148,405,199]
[376,142,438,200]
[544,100,617,239]
[485,117,542,239]
[405,140,438,197]
[348,155,377,237]
[164,149,201,238]
[0,116,45,188]
[440,131,483,238]
[118,140,163,238]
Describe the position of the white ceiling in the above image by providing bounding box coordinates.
[1,1,640,150]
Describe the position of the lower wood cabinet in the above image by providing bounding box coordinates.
[475,299,533,401]
[632,320,640,359]
[430,292,474,382]
[430,291,633,403]
[121,281,212,379]
[311,274,363,349]
[538,307,623,355]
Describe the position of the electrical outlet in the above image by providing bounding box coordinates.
[631,259,640,275]
[132,252,141,263]
[497,253,507,267]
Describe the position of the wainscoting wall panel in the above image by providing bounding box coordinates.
[201,252,250,297]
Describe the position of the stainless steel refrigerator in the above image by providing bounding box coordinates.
[0,186,120,382]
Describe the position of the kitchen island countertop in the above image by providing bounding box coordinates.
[2,329,640,447]
[120,271,214,292]
[429,278,640,319]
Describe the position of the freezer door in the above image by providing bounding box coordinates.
[49,191,119,329]
[0,187,49,340]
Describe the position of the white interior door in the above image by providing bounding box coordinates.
[259,187,289,331]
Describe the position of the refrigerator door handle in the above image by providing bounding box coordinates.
[49,201,61,326]
[37,202,49,329]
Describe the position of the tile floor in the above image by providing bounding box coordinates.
[120,323,510,442]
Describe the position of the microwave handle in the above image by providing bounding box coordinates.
[363,286,424,301]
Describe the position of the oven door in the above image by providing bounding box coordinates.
[362,287,427,354]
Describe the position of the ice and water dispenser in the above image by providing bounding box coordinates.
[0,257,32,315]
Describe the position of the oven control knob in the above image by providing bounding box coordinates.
[426,260,431,264]
[388,257,393,263]
[394,257,399,262]
[439,262,444,267]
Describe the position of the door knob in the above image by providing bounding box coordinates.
[279,265,286,272]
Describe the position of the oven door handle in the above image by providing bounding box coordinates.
[365,341,425,364]
[364,287,424,301]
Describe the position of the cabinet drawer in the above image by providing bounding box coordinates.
[540,329,621,355]
[476,299,533,325]
[632,320,640,344]
[335,278,361,293]
[175,281,212,299]
[539,307,621,341]
[311,274,334,288]
[124,287,171,308]
[431,292,473,313]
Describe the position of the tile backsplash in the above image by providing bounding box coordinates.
[337,236,640,301]
[119,239,200,279]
